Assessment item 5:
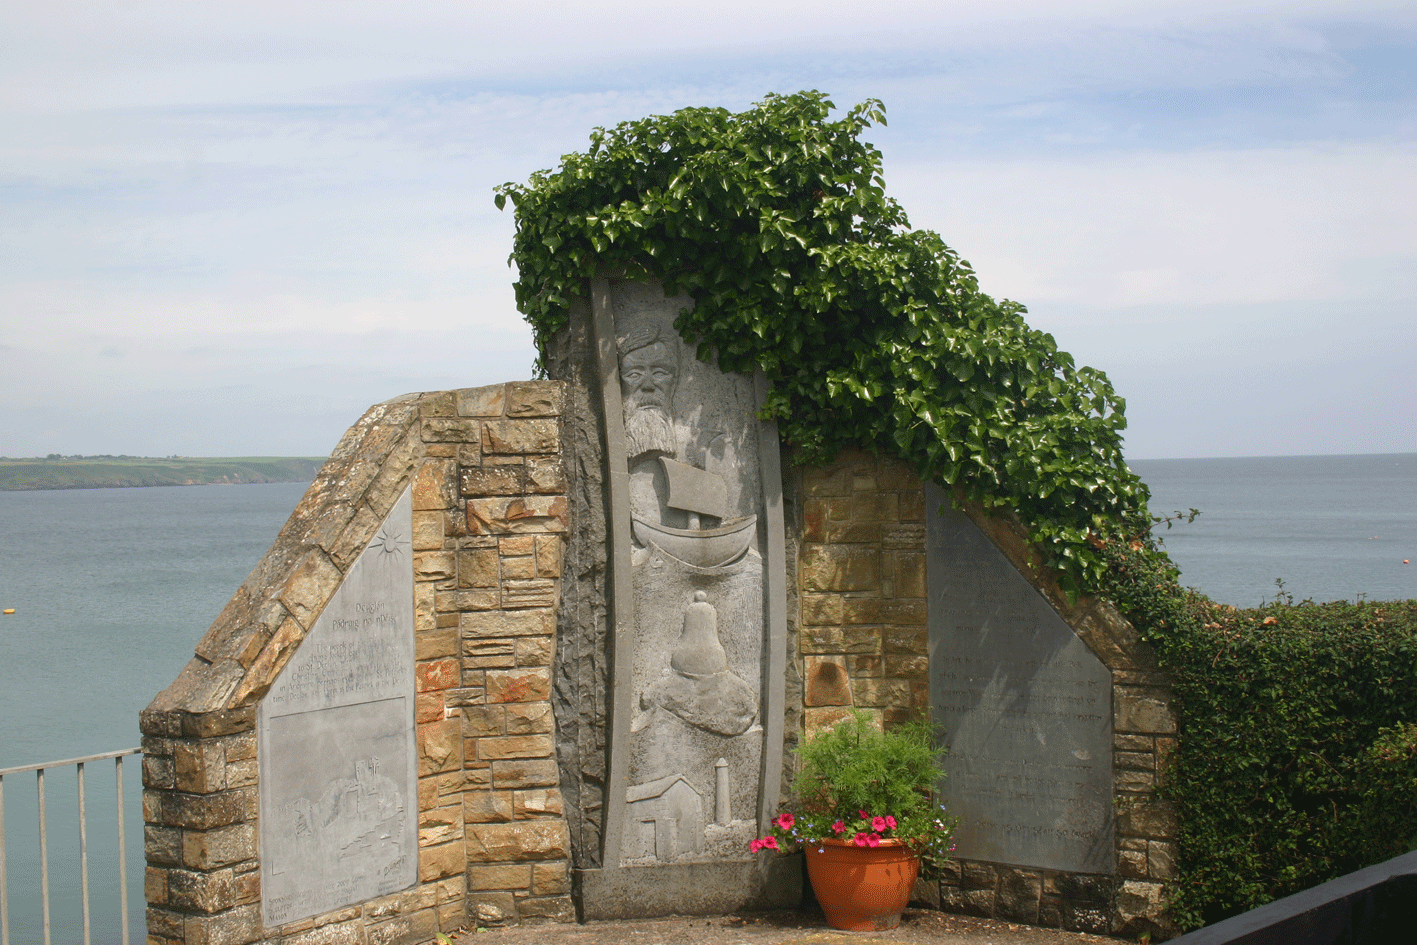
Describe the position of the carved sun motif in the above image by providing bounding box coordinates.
[374,524,410,560]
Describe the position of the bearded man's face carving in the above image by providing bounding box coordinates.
[620,340,679,460]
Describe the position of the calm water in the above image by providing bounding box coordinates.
[0,455,1413,939]
[0,481,308,944]
[1131,453,1416,607]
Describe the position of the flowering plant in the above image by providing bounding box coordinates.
[751,710,958,873]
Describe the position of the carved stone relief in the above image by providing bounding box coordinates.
[258,488,418,926]
[562,278,802,915]
[608,287,770,866]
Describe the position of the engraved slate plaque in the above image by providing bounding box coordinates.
[926,486,1114,874]
[259,488,417,926]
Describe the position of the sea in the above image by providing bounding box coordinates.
[0,453,1414,941]
[1131,453,1416,607]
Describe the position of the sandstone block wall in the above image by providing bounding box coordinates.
[449,383,575,927]
[786,450,1178,940]
[141,381,573,944]
[794,450,929,735]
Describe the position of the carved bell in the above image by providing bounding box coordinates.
[670,591,729,678]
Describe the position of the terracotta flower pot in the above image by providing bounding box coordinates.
[803,837,920,931]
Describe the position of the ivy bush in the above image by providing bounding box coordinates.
[496,90,1150,595]
[1103,538,1417,929]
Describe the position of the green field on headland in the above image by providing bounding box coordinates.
[0,455,327,491]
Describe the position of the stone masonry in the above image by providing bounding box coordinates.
[143,375,1177,941]
[785,449,1178,940]
[141,381,573,944]
[794,449,929,736]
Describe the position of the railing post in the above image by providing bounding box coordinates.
[78,760,91,945]
[0,748,140,940]
[37,767,50,945]
[0,749,141,944]
[115,755,129,945]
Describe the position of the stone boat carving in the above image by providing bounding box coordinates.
[631,457,757,568]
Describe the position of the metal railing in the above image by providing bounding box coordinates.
[0,748,140,945]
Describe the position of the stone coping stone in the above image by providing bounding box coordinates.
[574,858,802,921]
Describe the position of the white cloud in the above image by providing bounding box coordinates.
[887,143,1416,459]
[890,142,1417,310]
[2,1,1411,111]
[0,0,1412,456]
[0,322,538,456]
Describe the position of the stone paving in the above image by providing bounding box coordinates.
[450,910,1120,945]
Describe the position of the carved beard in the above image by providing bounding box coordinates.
[624,403,677,460]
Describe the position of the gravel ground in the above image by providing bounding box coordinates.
[450,910,1120,945]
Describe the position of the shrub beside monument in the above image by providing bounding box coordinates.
[1105,543,1417,929]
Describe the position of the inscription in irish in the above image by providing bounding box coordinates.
[259,488,417,926]
[926,487,1114,874]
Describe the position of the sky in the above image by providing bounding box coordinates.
[1,0,1413,461]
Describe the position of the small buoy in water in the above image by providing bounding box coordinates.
[1405,560,1410,565]
[2,608,14,615]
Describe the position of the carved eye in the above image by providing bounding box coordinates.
[623,369,643,383]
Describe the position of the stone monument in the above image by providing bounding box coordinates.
[139,309,1175,939]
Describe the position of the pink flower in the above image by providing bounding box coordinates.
[885,815,897,829]
[867,833,881,847]
[871,816,887,832]
[854,832,869,847]
[831,820,846,835]
[775,812,796,831]
[858,810,869,820]
[750,839,763,853]
[763,836,778,850]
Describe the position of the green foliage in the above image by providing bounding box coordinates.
[1353,722,1417,855]
[796,711,943,822]
[761,710,957,872]
[1099,537,1417,929]
[496,90,1151,594]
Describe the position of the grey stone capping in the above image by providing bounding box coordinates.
[754,370,787,835]
[590,274,635,871]
[575,857,801,920]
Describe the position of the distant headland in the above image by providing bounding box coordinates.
[0,455,327,491]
